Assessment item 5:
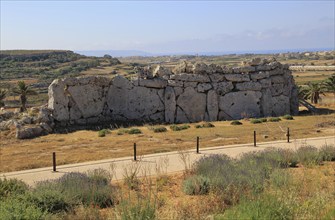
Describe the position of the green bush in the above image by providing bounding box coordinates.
[170,124,190,131]
[153,127,168,133]
[86,168,111,185]
[260,118,268,122]
[98,129,110,137]
[250,119,262,124]
[230,120,242,125]
[318,145,335,162]
[296,146,323,166]
[0,178,29,198]
[182,175,210,195]
[282,114,294,120]
[195,122,215,128]
[36,172,114,208]
[219,195,293,220]
[0,197,46,220]
[28,188,70,213]
[127,128,142,134]
[268,117,281,122]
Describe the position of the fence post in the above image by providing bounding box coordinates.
[254,131,256,147]
[287,127,290,143]
[134,143,137,161]
[196,136,200,153]
[52,152,56,172]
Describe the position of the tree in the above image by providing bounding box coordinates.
[302,82,326,104]
[323,74,335,96]
[12,81,36,112]
[0,89,7,107]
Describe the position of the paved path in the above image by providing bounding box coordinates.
[1,136,334,186]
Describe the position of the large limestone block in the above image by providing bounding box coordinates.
[173,61,193,74]
[112,75,134,90]
[212,82,234,95]
[67,84,106,119]
[219,91,262,119]
[270,84,284,96]
[260,89,273,117]
[235,82,262,91]
[290,86,299,116]
[207,90,218,121]
[224,74,250,82]
[250,71,269,80]
[176,87,206,122]
[176,107,189,123]
[107,86,164,120]
[209,74,226,82]
[232,66,256,74]
[270,75,285,84]
[153,65,172,78]
[139,78,168,88]
[193,62,208,74]
[197,83,212,93]
[164,87,176,123]
[272,95,290,116]
[170,74,211,83]
[168,80,183,87]
[48,79,69,121]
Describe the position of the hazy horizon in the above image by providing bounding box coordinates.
[1,1,334,54]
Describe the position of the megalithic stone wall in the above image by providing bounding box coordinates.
[48,59,299,125]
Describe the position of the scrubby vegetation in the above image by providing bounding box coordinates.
[170,124,190,131]
[230,120,242,125]
[195,122,215,128]
[1,145,334,219]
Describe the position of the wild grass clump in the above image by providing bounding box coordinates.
[195,122,215,128]
[268,117,281,122]
[153,127,168,133]
[282,114,294,120]
[98,129,110,137]
[250,119,262,124]
[230,120,242,125]
[296,146,323,166]
[182,175,210,195]
[219,195,293,220]
[318,145,335,161]
[117,195,157,220]
[170,124,190,131]
[260,118,268,122]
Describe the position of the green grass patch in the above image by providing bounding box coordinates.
[268,117,281,122]
[282,114,294,120]
[230,120,242,125]
[170,124,190,131]
[195,122,215,128]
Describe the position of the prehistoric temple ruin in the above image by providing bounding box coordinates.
[48,58,299,125]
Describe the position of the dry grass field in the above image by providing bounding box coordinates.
[1,110,334,173]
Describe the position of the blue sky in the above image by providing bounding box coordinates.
[1,1,334,53]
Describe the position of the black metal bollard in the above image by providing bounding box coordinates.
[134,143,137,161]
[287,127,290,143]
[254,131,256,147]
[52,152,56,172]
[196,136,200,153]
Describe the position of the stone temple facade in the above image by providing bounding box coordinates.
[48,58,299,125]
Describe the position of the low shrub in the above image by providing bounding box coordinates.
[153,127,168,133]
[170,124,190,131]
[318,145,335,161]
[282,114,294,120]
[250,119,262,124]
[230,120,242,125]
[195,122,215,128]
[118,128,142,135]
[117,195,157,220]
[296,146,322,166]
[268,117,281,122]
[28,188,71,213]
[0,197,46,220]
[127,128,142,134]
[182,175,210,195]
[260,118,268,122]
[269,169,293,188]
[86,168,111,185]
[98,129,110,137]
[0,178,29,198]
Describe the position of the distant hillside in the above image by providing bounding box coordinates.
[76,50,153,57]
[0,50,121,80]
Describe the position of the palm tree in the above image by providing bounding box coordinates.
[12,81,36,112]
[302,82,326,104]
[323,74,335,96]
[0,89,7,107]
